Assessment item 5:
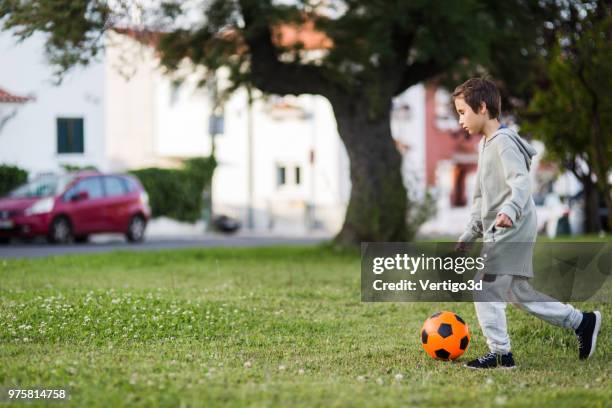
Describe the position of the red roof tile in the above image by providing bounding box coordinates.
[0,87,33,103]
[113,16,332,52]
[272,19,333,50]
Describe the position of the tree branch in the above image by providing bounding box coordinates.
[393,58,449,96]
[238,1,335,98]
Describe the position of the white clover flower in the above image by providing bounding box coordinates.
[494,395,508,406]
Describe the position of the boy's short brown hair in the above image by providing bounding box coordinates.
[452,77,501,119]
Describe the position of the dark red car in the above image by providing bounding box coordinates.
[0,172,151,244]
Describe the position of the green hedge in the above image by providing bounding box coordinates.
[130,157,216,223]
[0,164,28,197]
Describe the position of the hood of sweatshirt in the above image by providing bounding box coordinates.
[486,127,538,170]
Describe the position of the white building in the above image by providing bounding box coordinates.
[0,31,106,174]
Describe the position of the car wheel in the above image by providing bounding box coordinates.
[74,235,90,244]
[126,215,146,243]
[48,216,73,244]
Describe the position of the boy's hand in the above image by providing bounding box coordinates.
[496,212,513,228]
[455,241,472,253]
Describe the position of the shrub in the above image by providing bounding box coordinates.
[0,164,28,197]
[130,156,216,222]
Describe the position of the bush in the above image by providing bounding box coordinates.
[0,164,28,197]
[406,189,437,240]
[130,157,216,222]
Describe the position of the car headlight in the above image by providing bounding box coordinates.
[140,191,149,206]
[25,197,55,215]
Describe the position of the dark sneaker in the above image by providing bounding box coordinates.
[465,352,516,369]
[575,311,602,359]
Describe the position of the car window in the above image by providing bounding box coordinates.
[64,177,104,201]
[123,176,139,192]
[104,176,128,197]
[9,175,75,198]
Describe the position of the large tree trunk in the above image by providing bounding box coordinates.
[581,176,602,233]
[601,186,612,232]
[587,100,612,232]
[331,99,408,246]
[569,158,606,234]
[577,62,612,231]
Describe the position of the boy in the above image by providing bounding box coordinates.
[453,77,602,369]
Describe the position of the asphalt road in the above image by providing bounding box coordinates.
[0,234,329,259]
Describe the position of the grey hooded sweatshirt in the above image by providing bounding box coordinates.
[459,126,539,277]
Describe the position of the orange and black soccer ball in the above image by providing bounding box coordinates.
[421,311,470,361]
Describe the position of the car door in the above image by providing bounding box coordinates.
[63,176,106,234]
[102,176,132,232]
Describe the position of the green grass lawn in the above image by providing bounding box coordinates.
[0,244,609,407]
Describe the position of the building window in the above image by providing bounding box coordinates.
[276,165,286,186]
[295,166,301,185]
[434,88,459,131]
[169,81,180,106]
[57,118,84,154]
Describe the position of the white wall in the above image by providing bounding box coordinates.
[105,31,161,171]
[392,84,427,199]
[105,32,213,170]
[0,31,106,176]
[155,70,212,159]
[212,90,349,234]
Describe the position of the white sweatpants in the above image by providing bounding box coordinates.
[474,272,583,354]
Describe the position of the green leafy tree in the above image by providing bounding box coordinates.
[520,1,612,232]
[0,0,562,245]
[0,164,28,196]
